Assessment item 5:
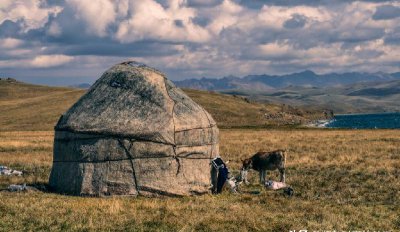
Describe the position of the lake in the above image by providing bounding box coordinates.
[325,112,400,129]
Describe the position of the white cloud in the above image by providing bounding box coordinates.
[258,5,331,29]
[0,0,62,32]
[30,55,74,68]
[206,0,244,34]
[115,0,210,43]
[64,0,210,42]
[259,42,294,58]
[66,0,118,36]
[0,38,23,49]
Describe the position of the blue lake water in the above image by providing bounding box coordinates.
[325,112,400,129]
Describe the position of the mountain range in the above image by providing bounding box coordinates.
[174,71,400,114]
[8,70,400,114]
[174,71,400,91]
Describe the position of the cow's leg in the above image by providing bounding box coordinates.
[241,169,249,185]
[263,170,266,183]
[260,170,266,184]
[262,170,268,185]
[279,168,286,183]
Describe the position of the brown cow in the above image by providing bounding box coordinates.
[241,150,287,184]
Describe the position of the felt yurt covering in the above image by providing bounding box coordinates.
[49,61,219,196]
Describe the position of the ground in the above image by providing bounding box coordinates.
[0,80,398,231]
[1,129,399,231]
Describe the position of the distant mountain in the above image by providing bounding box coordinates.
[242,80,400,114]
[69,83,91,89]
[345,80,400,97]
[174,71,400,91]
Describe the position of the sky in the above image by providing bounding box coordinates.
[0,0,400,86]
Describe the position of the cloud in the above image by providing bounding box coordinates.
[384,27,400,45]
[236,0,392,8]
[0,20,22,38]
[56,41,182,57]
[0,54,73,69]
[187,0,223,7]
[205,0,244,35]
[0,0,62,32]
[0,38,24,49]
[66,0,119,36]
[0,0,399,84]
[115,0,210,43]
[283,14,308,29]
[30,55,74,67]
[47,21,62,36]
[373,5,400,20]
[336,27,385,43]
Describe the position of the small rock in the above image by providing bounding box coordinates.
[0,166,23,176]
[8,184,27,192]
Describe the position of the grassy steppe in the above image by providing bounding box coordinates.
[0,81,84,131]
[0,130,399,231]
[0,80,398,231]
[0,80,327,131]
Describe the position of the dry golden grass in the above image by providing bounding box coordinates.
[0,129,399,231]
[0,81,326,132]
[0,81,84,131]
[184,89,327,128]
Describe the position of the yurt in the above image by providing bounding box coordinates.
[49,61,219,196]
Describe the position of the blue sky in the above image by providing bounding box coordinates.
[0,0,399,85]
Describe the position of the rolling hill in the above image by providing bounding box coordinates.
[0,79,330,131]
[0,78,84,131]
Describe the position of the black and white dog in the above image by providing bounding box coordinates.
[211,157,244,194]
